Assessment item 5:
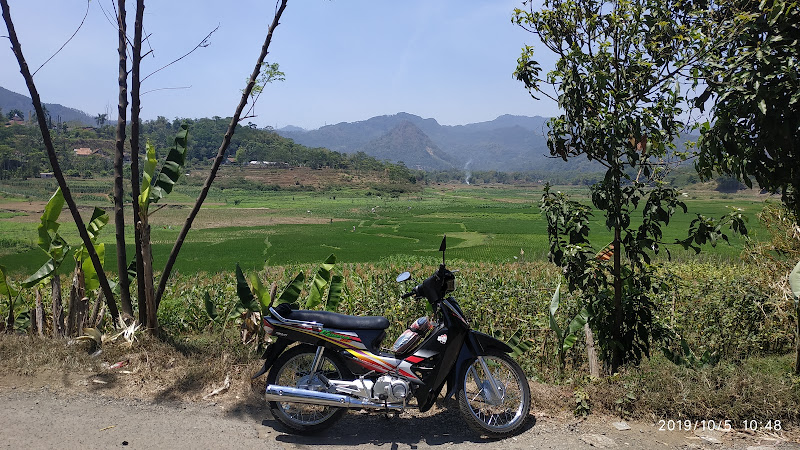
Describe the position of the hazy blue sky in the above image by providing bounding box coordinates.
[1,0,557,130]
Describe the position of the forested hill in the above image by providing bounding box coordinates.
[0,86,95,126]
[0,116,416,182]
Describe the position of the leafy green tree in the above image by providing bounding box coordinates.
[694,0,800,221]
[7,108,24,121]
[514,0,745,372]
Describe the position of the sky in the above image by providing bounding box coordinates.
[0,0,558,130]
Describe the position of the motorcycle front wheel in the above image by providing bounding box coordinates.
[266,344,348,433]
[457,350,531,438]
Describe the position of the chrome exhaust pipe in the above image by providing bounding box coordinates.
[265,385,404,410]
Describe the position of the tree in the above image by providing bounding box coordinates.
[3,0,290,334]
[514,0,745,372]
[7,108,24,120]
[3,0,121,322]
[694,0,800,222]
[95,113,107,127]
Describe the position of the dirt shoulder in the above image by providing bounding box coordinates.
[0,369,796,450]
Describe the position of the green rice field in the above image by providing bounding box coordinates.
[0,179,770,276]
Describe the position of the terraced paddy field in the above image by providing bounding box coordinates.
[0,179,771,276]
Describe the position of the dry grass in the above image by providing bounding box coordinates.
[0,332,266,406]
[583,354,800,426]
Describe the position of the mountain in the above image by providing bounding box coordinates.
[0,86,95,126]
[359,120,456,170]
[277,112,592,172]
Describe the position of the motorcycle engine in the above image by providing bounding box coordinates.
[372,375,410,403]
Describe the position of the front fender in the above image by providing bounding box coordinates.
[443,331,513,398]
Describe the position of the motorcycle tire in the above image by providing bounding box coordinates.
[266,344,349,433]
[457,349,531,438]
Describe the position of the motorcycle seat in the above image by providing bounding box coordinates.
[286,309,390,331]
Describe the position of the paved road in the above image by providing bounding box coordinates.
[0,385,797,449]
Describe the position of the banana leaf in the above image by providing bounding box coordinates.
[326,275,343,312]
[22,258,59,288]
[507,328,534,358]
[277,272,305,308]
[0,265,18,300]
[548,283,563,341]
[562,307,588,352]
[37,188,64,253]
[80,243,105,292]
[139,141,158,212]
[204,291,218,320]
[249,271,271,313]
[234,263,259,313]
[85,207,109,242]
[149,124,188,204]
[306,254,336,310]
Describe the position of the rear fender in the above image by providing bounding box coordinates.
[251,338,291,379]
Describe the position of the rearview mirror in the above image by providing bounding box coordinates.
[396,271,411,283]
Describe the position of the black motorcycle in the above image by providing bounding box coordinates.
[254,237,531,438]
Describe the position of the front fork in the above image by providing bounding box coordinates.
[468,356,504,406]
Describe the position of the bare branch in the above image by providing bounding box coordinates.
[32,0,90,76]
[141,85,191,96]
[142,25,219,83]
[154,0,288,308]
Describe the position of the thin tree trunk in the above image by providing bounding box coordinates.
[585,323,600,377]
[51,275,65,338]
[89,290,104,327]
[140,221,158,332]
[67,280,77,336]
[154,0,289,308]
[130,0,147,326]
[611,166,623,373]
[35,287,44,337]
[112,0,134,320]
[74,297,89,336]
[2,0,120,322]
[67,265,85,336]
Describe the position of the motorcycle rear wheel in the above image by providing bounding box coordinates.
[266,344,348,433]
[457,350,531,438]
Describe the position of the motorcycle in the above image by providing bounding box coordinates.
[253,237,531,438]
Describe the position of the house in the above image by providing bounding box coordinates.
[40,172,54,179]
[73,147,93,156]
[6,114,25,127]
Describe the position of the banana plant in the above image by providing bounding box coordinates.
[549,283,589,376]
[232,254,344,350]
[22,188,70,289]
[662,338,720,369]
[1,265,22,332]
[136,124,189,331]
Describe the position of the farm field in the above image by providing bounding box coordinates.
[0,177,771,276]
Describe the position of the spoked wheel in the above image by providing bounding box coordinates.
[266,344,348,433]
[457,350,531,438]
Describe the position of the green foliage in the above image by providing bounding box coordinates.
[695,0,800,221]
[662,338,720,369]
[139,124,189,213]
[515,0,749,371]
[573,389,591,417]
[22,188,70,288]
[548,283,588,375]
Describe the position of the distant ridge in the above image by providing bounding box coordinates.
[0,86,95,126]
[359,120,455,170]
[277,112,594,172]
